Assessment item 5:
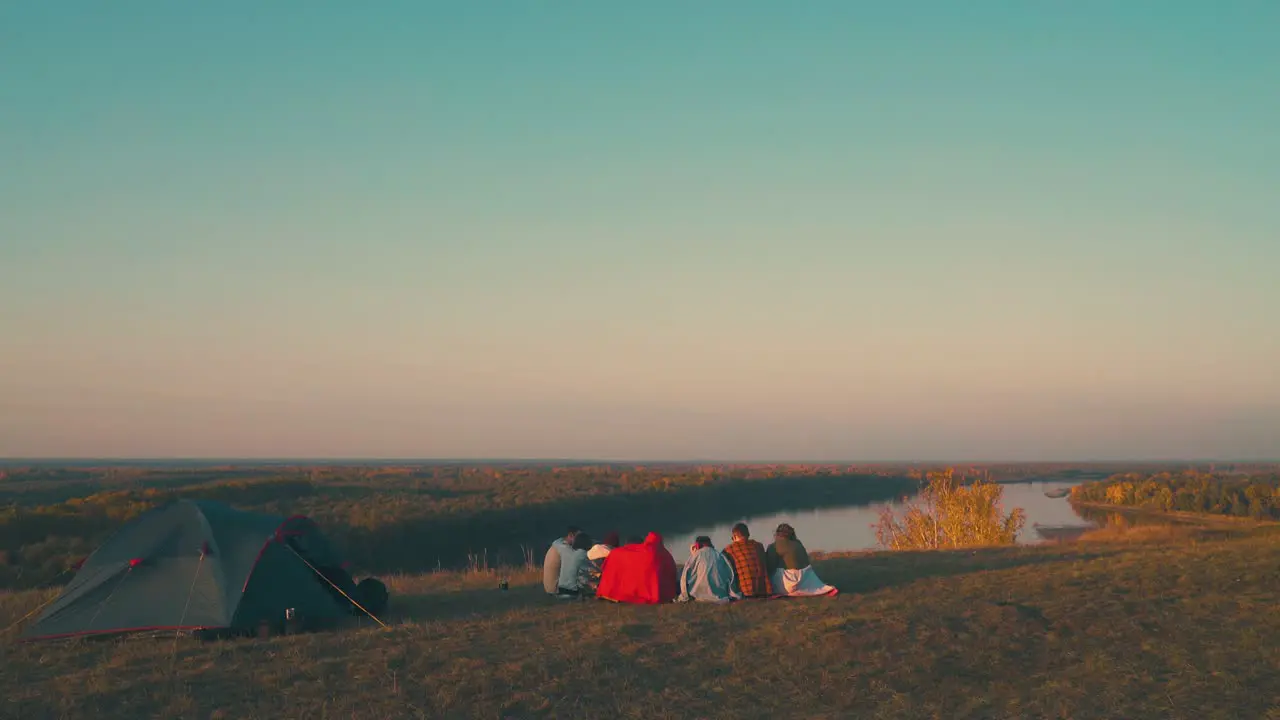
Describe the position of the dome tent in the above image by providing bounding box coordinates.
[21,499,362,641]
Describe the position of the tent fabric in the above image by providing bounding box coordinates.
[596,532,678,605]
[678,546,740,604]
[769,566,838,597]
[21,499,352,641]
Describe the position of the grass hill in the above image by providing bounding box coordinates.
[4,521,1279,719]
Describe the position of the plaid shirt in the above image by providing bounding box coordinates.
[722,539,772,597]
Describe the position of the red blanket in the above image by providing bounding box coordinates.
[597,532,678,604]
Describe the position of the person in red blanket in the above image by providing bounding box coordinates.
[596,531,679,604]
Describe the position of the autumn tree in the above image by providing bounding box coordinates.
[875,468,1026,550]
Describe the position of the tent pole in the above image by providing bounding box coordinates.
[168,552,206,669]
[283,544,388,629]
[2,590,64,639]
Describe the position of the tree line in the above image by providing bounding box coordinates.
[0,464,916,589]
[1070,470,1280,519]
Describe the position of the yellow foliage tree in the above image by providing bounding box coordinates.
[1105,483,1128,504]
[875,468,1027,550]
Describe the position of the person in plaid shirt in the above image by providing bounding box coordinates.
[721,522,772,597]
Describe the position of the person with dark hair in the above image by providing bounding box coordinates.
[679,535,738,603]
[721,523,772,598]
[766,523,805,571]
[542,526,582,596]
[548,532,590,598]
[766,523,837,597]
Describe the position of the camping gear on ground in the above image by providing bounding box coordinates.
[596,532,679,604]
[355,577,389,617]
[19,499,384,641]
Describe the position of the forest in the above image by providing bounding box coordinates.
[1070,469,1280,519]
[0,463,920,590]
[6,461,1270,592]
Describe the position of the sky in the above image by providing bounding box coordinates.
[1,2,1277,461]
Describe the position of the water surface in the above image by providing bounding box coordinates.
[663,480,1090,554]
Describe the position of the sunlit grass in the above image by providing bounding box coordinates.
[5,525,1280,718]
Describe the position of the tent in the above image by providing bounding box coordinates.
[596,532,679,604]
[21,499,363,641]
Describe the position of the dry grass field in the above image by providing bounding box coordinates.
[4,521,1280,719]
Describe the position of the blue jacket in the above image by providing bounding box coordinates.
[678,546,740,603]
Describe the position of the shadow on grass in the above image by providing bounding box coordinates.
[814,545,1121,596]
[379,545,1123,627]
[386,581,558,625]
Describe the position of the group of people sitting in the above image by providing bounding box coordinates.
[541,521,837,604]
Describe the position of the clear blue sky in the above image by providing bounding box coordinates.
[2,2,1277,460]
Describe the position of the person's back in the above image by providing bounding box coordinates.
[542,541,564,594]
[721,523,772,597]
[679,537,739,603]
[597,531,679,604]
[766,533,810,572]
[555,532,593,597]
[766,523,837,597]
[542,527,579,596]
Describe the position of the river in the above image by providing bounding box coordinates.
[663,480,1093,553]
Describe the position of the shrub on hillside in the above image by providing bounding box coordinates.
[875,469,1026,550]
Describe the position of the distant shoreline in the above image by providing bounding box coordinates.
[1071,500,1274,526]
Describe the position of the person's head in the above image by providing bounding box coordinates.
[565,526,581,542]
[695,535,713,550]
[731,522,750,541]
[572,532,593,552]
[602,531,620,548]
[775,523,797,540]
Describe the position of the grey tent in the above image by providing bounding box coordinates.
[22,499,360,641]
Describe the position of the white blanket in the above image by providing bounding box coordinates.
[770,566,837,597]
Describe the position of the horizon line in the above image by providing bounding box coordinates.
[3,456,1277,466]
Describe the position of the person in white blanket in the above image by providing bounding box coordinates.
[765,523,838,597]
